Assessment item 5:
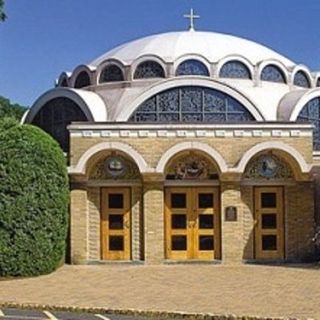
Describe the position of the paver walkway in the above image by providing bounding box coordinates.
[0,264,319,319]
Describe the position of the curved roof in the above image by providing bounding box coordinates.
[91,30,295,67]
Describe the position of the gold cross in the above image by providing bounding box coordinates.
[183,8,200,31]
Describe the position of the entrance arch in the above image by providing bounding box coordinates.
[163,149,222,260]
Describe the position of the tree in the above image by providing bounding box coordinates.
[0,96,26,121]
[0,0,6,22]
[0,120,69,276]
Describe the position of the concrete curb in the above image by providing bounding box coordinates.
[0,302,313,320]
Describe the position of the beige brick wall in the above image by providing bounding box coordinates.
[131,186,143,261]
[221,182,244,264]
[143,181,164,263]
[70,187,88,264]
[70,136,313,169]
[87,188,100,260]
[285,182,315,261]
[242,186,254,260]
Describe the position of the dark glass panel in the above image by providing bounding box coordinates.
[31,97,88,152]
[261,65,286,83]
[199,214,214,229]
[198,193,213,208]
[100,65,124,82]
[294,71,310,88]
[108,194,124,209]
[109,215,124,229]
[128,86,255,123]
[297,97,320,150]
[261,192,277,208]
[199,236,214,250]
[219,60,251,79]
[171,235,187,250]
[134,61,165,79]
[60,78,68,87]
[171,193,186,208]
[262,235,277,251]
[262,214,277,229]
[74,71,91,88]
[171,214,187,229]
[109,236,124,251]
[176,59,209,76]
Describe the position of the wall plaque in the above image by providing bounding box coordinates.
[225,206,237,222]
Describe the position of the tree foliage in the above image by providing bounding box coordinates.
[0,121,69,276]
[0,0,6,21]
[0,96,26,121]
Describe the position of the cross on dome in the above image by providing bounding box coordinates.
[183,8,200,31]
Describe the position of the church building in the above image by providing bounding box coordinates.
[23,12,319,264]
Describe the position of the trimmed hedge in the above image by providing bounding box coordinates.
[0,121,69,276]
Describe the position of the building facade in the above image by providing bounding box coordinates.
[23,27,320,264]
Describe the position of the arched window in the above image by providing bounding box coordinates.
[176,59,209,76]
[294,71,311,88]
[99,65,124,83]
[261,65,286,83]
[129,86,255,123]
[74,71,91,88]
[134,61,165,79]
[219,60,251,79]
[297,97,320,150]
[60,78,68,87]
[317,78,320,87]
[31,97,88,152]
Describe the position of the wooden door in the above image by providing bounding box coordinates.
[165,187,220,260]
[254,187,284,260]
[101,188,131,260]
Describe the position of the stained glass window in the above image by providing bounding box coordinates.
[100,65,124,83]
[129,86,255,123]
[294,71,310,88]
[261,65,286,83]
[297,97,320,150]
[31,97,88,152]
[134,61,165,79]
[176,59,209,76]
[74,71,91,88]
[219,61,251,79]
[60,78,68,87]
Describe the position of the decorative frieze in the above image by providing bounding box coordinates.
[72,127,312,139]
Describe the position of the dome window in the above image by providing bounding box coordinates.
[219,60,252,79]
[260,65,286,83]
[134,61,165,79]
[129,86,255,123]
[74,71,91,88]
[60,78,68,87]
[297,97,320,150]
[293,71,311,88]
[31,97,88,152]
[176,59,209,76]
[100,65,124,83]
[317,78,320,87]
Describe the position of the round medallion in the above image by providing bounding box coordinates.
[259,156,278,178]
[105,157,125,177]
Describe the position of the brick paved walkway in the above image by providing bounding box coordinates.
[0,264,319,319]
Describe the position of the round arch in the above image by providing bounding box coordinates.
[234,141,311,176]
[216,55,254,79]
[156,141,228,174]
[257,60,289,84]
[289,88,320,121]
[69,141,149,175]
[291,65,313,88]
[115,77,264,121]
[24,88,107,123]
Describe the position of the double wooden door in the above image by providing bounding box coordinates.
[254,187,284,260]
[165,187,220,260]
[101,188,131,260]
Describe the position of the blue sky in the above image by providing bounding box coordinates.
[1,0,320,107]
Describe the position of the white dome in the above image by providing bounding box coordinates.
[91,30,295,67]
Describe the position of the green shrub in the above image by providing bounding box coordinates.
[0,122,69,276]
